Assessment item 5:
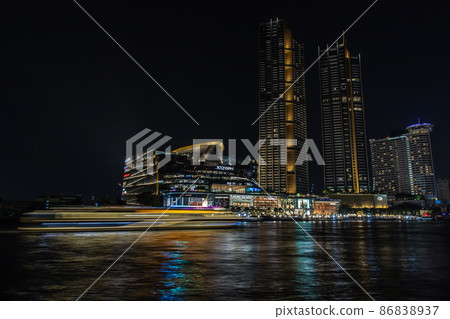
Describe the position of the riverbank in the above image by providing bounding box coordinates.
[259,215,442,221]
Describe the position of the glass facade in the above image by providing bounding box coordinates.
[319,40,370,193]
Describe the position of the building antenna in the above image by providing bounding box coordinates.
[418,116,421,124]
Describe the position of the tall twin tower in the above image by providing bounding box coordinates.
[258,18,370,195]
[258,19,307,195]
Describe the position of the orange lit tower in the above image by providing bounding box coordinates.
[258,18,308,194]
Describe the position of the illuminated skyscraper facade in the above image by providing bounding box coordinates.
[258,18,308,194]
[319,39,370,193]
[370,122,436,198]
[370,135,414,195]
[406,123,436,198]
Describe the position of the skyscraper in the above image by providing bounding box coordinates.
[369,122,437,198]
[258,18,307,194]
[319,39,370,193]
[406,122,436,198]
[370,135,414,195]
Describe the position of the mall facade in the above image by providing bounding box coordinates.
[122,141,315,213]
[163,191,313,214]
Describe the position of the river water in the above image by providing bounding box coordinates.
[1,221,449,301]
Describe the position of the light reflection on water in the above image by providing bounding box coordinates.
[0,221,450,300]
[159,242,190,301]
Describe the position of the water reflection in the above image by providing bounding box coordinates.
[159,242,190,300]
[294,237,319,299]
[0,222,449,300]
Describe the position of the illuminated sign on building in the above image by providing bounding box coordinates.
[216,166,234,171]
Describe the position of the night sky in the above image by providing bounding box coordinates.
[1,0,449,200]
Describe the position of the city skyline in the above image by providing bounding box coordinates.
[2,0,450,306]
[1,0,449,200]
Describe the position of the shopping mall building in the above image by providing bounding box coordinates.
[122,141,316,213]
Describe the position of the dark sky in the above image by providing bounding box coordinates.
[1,0,449,200]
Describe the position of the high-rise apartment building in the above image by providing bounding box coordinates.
[319,39,370,193]
[369,135,414,195]
[370,122,437,198]
[406,123,436,198]
[258,18,307,194]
